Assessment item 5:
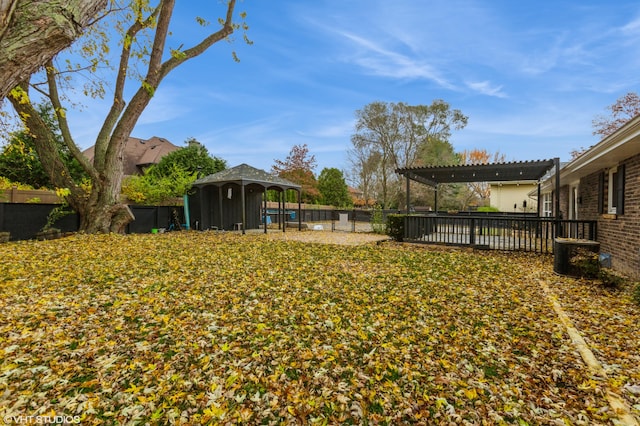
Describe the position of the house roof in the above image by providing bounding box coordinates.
[543,114,640,191]
[83,136,180,175]
[396,159,557,186]
[193,163,301,190]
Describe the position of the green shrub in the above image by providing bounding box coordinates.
[386,214,405,242]
[477,206,500,212]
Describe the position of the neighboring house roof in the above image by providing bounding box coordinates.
[83,136,180,176]
[540,114,640,191]
[193,163,301,190]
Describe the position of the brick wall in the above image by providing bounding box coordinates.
[558,186,569,219]
[578,153,640,278]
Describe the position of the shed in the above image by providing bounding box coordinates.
[189,164,301,233]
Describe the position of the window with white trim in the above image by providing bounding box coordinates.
[542,193,553,217]
[607,165,625,215]
[608,167,618,214]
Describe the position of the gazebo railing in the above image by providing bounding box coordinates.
[404,215,597,253]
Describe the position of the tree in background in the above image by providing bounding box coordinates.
[4,0,249,233]
[350,100,467,208]
[271,144,319,203]
[591,92,640,139]
[122,165,196,205]
[458,148,506,204]
[0,0,107,99]
[149,138,226,179]
[0,103,87,188]
[346,135,381,207]
[122,138,226,205]
[419,138,458,166]
[318,168,352,208]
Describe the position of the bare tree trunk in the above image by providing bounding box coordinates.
[0,0,107,99]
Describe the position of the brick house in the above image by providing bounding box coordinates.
[540,115,640,278]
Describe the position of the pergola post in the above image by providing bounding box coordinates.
[434,184,438,213]
[405,176,410,214]
[554,157,561,237]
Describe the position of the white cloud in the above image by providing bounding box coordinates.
[465,81,507,98]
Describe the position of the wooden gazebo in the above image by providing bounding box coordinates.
[189,164,301,234]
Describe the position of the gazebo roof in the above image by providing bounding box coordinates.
[193,163,301,190]
[396,159,557,186]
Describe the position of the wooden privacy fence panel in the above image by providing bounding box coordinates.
[0,188,62,204]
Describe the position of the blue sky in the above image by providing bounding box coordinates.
[67,0,640,175]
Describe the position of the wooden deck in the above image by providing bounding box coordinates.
[404,215,596,253]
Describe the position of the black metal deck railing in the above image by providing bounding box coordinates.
[404,215,597,253]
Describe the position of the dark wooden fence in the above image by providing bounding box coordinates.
[0,203,185,241]
[404,214,597,253]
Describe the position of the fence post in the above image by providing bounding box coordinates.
[469,218,475,245]
[352,209,356,232]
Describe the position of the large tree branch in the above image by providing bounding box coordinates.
[108,0,238,160]
[0,0,107,99]
[158,0,236,80]
[94,3,161,171]
[7,83,85,207]
[45,60,99,182]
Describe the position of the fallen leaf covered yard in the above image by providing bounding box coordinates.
[1,232,638,424]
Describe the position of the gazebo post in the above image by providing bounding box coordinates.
[218,185,224,230]
[241,183,246,235]
[263,189,268,234]
[280,191,285,233]
[199,187,206,229]
[297,189,302,231]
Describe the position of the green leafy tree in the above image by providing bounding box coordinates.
[419,138,458,166]
[318,167,352,208]
[0,103,87,188]
[123,139,225,205]
[149,138,226,179]
[4,0,249,233]
[122,165,197,205]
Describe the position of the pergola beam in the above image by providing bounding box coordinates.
[396,159,559,215]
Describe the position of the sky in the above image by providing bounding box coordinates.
[64,0,640,175]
